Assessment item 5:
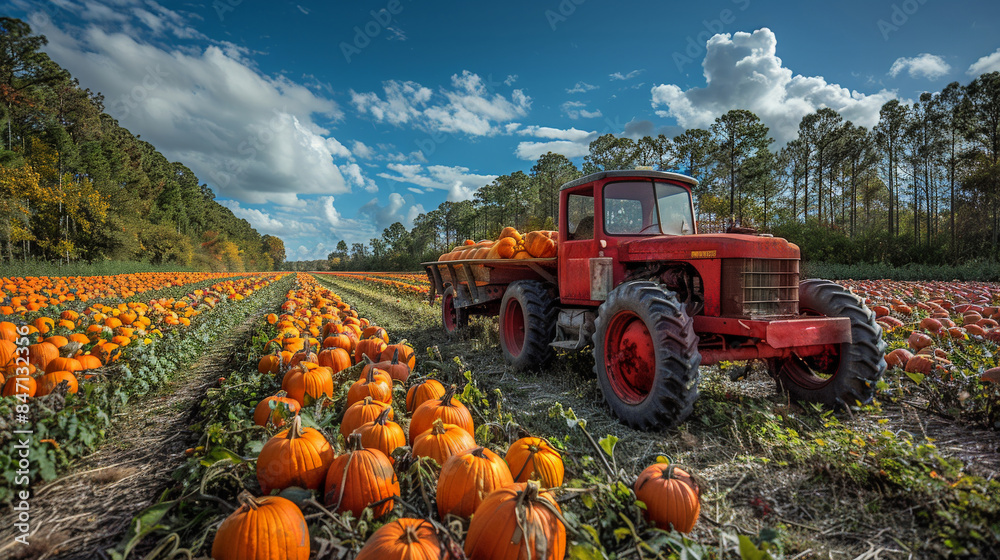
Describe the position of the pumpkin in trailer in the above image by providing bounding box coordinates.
[346,367,393,407]
[324,433,400,519]
[405,378,446,413]
[408,384,474,442]
[505,436,564,488]
[341,397,394,440]
[354,406,406,464]
[523,230,557,258]
[211,491,309,560]
[252,393,301,428]
[256,415,335,493]
[412,419,476,467]
[437,446,514,519]
[633,462,701,533]
[354,517,450,560]
[463,481,565,560]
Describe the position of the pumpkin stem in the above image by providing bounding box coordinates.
[375,405,392,426]
[439,384,457,406]
[285,415,304,440]
[431,418,447,435]
[362,354,374,366]
[237,490,262,511]
[391,347,400,365]
[470,446,487,459]
[402,524,421,544]
[346,432,364,452]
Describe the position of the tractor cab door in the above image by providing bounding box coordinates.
[559,186,598,304]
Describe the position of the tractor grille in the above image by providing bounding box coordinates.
[721,259,799,318]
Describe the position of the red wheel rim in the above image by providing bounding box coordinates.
[783,306,843,388]
[502,298,525,357]
[443,291,457,331]
[604,310,655,404]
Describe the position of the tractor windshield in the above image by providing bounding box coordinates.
[603,181,694,236]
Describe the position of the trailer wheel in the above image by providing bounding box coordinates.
[499,281,556,369]
[767,279,886,408]
[441,286,468,334]
[593,281,701,430]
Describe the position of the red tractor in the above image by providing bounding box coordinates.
[424,170,887,430]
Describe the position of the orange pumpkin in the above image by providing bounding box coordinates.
[505,436,564,488]
[257,415,335,493]
[211,492,309,560]
[323,434,399,519]
[36,370,79,396]
[437,446,514,519]
[341,397,394,441]
[405,378,447,414]
[464,481,565,560]
[354,407,406,464]
[412,419,476,467]
[409,385,474,442]
[252,393,301,427]
[634,463,701,533]
[355,518,445,560]
[523,230,557,258]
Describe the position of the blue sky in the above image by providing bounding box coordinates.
[7,0,1000,260]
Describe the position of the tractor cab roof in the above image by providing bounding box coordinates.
[558,169,699,191]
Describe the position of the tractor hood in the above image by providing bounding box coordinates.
[618,234,800,262]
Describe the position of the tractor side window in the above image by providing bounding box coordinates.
[656,182,694,235]
[566,194,594,240]
[604,181,653,235]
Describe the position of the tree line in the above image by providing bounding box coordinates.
[0,18,284,271]
[323,71,1000,271]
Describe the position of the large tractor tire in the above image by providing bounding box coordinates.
[441,286,468,334]
[593,281,701,430]
[499,281,557,370]
[768,279,887,408]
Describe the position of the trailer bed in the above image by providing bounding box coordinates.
[423,257,556,307]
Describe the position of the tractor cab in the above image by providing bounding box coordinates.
[558,170,700,305]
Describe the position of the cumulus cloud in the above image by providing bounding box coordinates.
[650,28,897,145]
[360,193,426,230]
[352,71,531,136]
[513,126,598,161]
[29,8,354,206]
[339,163,379,193]
[376,164,497,201]
[968,48,1000,76]
[889,53,951,80]
[561,101,602,119]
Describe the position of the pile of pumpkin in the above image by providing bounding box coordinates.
[216,274,702,559]
[437,227,558,261]
[0,275,283,399]
[0,271,247,315]
[838,279,1000,383]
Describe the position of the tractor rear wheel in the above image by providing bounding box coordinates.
[767,279,886,408]
[593,281,701,430]
[441,286,468,334]
[499,281,556,369]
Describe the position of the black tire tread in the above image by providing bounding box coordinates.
[773,279,887,407]
[500,280,557,369]
[592,281,701,430]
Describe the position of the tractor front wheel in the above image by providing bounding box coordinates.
[767,279,886,408]
[593,281,701,430]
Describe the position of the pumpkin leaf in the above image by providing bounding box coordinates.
[598,435,618,458]
[738,535,774,560]
[567,543,605,560]
[199,446,246,467]
[905,371,925,385]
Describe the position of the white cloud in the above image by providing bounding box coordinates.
[889,53,951,80]
[650,28,897,145]
[513,126,598,160]
[360,193,426,230]
[610,69,644,81]
[561,100,603,120]
[30,11,354,206]
[219,200,286,235]
[566,81,598,94]
[351,140,374,159]
[339,163,379,193]
[352,71,531,136]
[504,74,518,86]
[968,48,1000,76]
[377,163,496,201]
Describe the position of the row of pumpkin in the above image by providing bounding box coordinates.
[0,275,285,398]
[0,271,253,315]
[437,227,558,261]
[211,273,702,560]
